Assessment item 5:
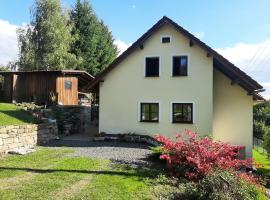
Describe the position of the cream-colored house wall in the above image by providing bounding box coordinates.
[213,69,253,158]
[99,24,213,137]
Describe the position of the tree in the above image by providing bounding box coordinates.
[17,0,77,71]
[70,0,117,75]
[253,102,270,139]
[95,21,118,73]
[17,26,35,70]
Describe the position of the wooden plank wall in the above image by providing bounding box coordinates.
[56,76,78,105]
[0,75,13,102]
[13,73,57,104]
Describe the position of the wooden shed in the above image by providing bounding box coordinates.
[0,70,94,105]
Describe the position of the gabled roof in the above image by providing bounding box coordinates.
[87,16,264,100]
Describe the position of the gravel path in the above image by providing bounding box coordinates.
[45,140,154,168]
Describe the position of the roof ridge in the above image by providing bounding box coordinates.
[87,16,264,100]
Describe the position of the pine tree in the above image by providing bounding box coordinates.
[96,21,118,73]
[70,0,117,75]
[18,0,77,71]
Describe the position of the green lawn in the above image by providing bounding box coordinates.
[0,103,38,126]
[253,149,270,174]
[253,149,270,192]
[0,148,164,200]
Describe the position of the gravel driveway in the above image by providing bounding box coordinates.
[45,140,154,167]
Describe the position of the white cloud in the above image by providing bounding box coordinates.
[114,39,131,55]
[215,40,270,99]
[0,19,20,65]
[195,32,205,40]
[261,82,270,100]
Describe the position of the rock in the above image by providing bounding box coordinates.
[266,189,270,198]
[0,134,9,139]
[4,138,13,144]
[94,137,105,141]
[8,147,36,155]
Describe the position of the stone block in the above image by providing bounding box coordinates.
[8,143,18,150]
[17,129,25,134]
[13,137,19,143]
[27,125,34,129]
[0,134,9,139]
[0,128,7,133]
[19,125,26,129]
[4,138,13,144]
[5,125,14,131]
[11,129,18,133]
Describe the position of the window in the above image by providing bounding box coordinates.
[172,103,193,123]
[140,103,159,122]
[161,36,171,43]
[172,56,188,76]
[65,80,72,90]
[145,57,159,77]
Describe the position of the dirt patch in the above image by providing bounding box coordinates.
[51,175,93,199]
[0,172,35,190]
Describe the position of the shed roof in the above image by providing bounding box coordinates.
[87,16,264,100]
[0,70,94,92]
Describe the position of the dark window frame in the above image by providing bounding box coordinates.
[140,103,159,123]
[145,57,160,77]
[161,36,171,43]
[172,103,193,124]
[172,55,188,76]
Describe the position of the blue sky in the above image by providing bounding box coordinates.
[0,0,269,98]
[1,0,270,47]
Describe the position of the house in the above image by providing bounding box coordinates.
[0,70,94,105]
[89,16,264,158]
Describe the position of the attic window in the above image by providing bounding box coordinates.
[161,35,171,43]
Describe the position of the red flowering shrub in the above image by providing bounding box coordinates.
[155,130,254,181]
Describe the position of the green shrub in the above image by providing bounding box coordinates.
[172,169,262,200]
[254,102,270,139]
[254,121,270,139]
[263,132,270,158]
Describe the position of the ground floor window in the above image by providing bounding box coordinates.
[172,103,193,123]
[140,103,159,122]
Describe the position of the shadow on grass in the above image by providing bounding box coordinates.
[257,167,270,176]
[0,166,162,180]
[43,140,151,149]
[0,110,39,124]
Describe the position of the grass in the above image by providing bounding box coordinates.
[0,148,163,200]
[0,103,38,126]
[253,149,270,191]
[0,148,267,200]
[253,149,270,175]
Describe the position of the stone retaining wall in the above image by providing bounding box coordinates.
[0,122,58,155]
[53,105,91,135]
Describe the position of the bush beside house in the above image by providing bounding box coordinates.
[254,101,270,157]
[154,130,267,199]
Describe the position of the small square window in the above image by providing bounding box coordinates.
[65,80,72,90]
[172,103,193,123]
[172,56,188,76]
[145,57,159,77]
[140,103,159,122]
[161,36,171,43]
